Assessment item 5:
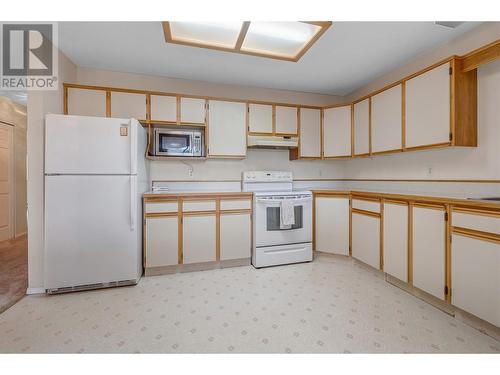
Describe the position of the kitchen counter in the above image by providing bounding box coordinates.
[143,190,252,199]
[313,189,500,209]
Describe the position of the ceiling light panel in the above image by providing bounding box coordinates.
[241,22,322,58]
[168,21,243,49]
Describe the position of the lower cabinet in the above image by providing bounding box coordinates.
[183,214,217,264]
[452,234,500,327]
[412,205,446,299]
[315,196,349,255]
[383,202,408,282]
[220,212,252,260]
[352,212,380,269]
[145,216,179,268]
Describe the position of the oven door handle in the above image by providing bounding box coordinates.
[256,197,311,204]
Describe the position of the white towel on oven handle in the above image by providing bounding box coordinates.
[280,198,295,228]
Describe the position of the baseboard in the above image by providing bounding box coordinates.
[145,258,251,277]
[26,287,45,295]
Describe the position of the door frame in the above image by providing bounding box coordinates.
[0,121,14,241]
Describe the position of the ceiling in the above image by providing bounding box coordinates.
[58,21,481,96]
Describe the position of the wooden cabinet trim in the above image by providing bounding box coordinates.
[352,208,381,218]
[452,226,500,244]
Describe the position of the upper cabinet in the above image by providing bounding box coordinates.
[110,91,147,120]
[150,95,177,123]
[275,106,298,135]
[208,100,246,157]
[323,105,351,158]
[371,84,403,153]
[405,63,451,148]
[67,88,106,117]
[180,97,206,124]
[248,103,273,134]
[353,99,370,156]
[298,108,321,158]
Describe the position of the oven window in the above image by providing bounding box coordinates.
[266,206,303,231]
[159,134,191,153]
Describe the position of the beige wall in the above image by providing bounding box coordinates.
[27,50,77,292]
[342,22,500,180]
[0,96,27,237]
[76,66,346,181]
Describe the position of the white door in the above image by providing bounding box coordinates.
[412,206,446,299]
[145,216,178,267]
[452,234,500,327]
[180,97,206,124]
[275,106,298,135]
[405,62,451,148]
[315,197,349,255]
[45,175,139,289]
[353,99,370,155]
[248,104,273,134]
[352,212,380,269]
[383,202,408,281]
[299,108,321,157]
[371,84,402,153]
[208,100,246,157]
[150,95,177,122]
[67,88,107,117]
[45,114,135,174]
[183,214,216,264]
[0,123,14,241]
[110,92,147,120]
[220,213,251,260]
[323,106,351,157]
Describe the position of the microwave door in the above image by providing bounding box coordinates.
[158,132,193,156]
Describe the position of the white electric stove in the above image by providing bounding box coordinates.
[242,171,313,268]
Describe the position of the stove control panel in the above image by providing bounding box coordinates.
[243,171,293,183]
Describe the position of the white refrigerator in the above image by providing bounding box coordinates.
[44,114,149,293]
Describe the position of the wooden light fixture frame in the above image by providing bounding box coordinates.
[162,21,332,62]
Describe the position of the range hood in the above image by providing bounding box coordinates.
[247,135,298,149]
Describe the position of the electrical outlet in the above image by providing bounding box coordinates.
[427,167,433,176]
[188,168,194,177]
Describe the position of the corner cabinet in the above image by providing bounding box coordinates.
[371,84,403,154]
[315,195,350,255]
[353,99,370,156]
[298,108,321,158]
[323,105,351,158]
[207,100,247,158]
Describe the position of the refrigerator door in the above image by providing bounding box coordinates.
[44,175,141,290]
[45,114,137,175]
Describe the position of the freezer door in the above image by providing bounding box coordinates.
[44,175,141,289]
[45,114,136,174]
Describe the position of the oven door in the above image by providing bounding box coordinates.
[155,130,194,156]
[255,195,312,247]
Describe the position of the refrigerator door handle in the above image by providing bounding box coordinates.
[130,176,136,231]
[129,119,137,175]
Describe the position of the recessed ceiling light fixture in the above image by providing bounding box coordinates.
[162,21,332,62]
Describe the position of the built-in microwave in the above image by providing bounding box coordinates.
[153,128,204,157]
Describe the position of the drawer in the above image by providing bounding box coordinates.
[145,201,178,214]
[452,210,500,235]
[220,199,252,211]
[183,200,216,212]
[352,199,380,213]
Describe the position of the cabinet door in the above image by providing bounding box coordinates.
[299,108,321,158]
[183,214,216,264]
[180,97,206,124]
[208,100,246,157]
[220,213,251,261]
[323,106,351,157]
[67,88,106,117]
[353,99,370,155]
[352,212,380,269]
[145,216,178,267]
[383,202,408,281]
[275,106,298,135]
[315,197,349,255]
[371,84,402,153]
[150,95,177,122]
[405,62,450,148]
[452,234,500,327]
[412,206,446,299]
[111,92,147,120]
[248,103,273,134]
